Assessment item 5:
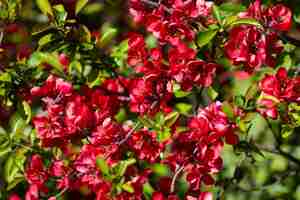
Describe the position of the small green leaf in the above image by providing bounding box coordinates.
[151,164,171,177]
[53,4,67,26]
[75,0,89,15]
[165,111,179,127]
[222,102,234,120]
[212,5,222,25]
[281,125,294,138]
[157,128,171,142]
[219,3,246,14]
[36,0,53,16]
[38,34,53,47]
[0,72,11,82]
[196,29,218,47]
[98,26,118,47]
[175,103,192,116]
[228,18,262,29]
[139,117,155,128]
[69,60,82,74]
[114,158,136,177]
[28,52,64,72]
[4,152,26,187]
[143,182,155,200]
[114,108,127,123]
[22,101,31,124]
[122,182,134,193]
[173,83,191,98]
[96,157,110,175]
[234,96,245,107]
[207,86,218,100]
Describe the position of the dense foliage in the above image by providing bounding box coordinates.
[1,0,300,199]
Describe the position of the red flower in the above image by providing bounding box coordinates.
[128,129,164,163]
[129,77,172,115]
[225,26,266,70]
[9,194,21,200]
[33,115,67,147]
[31,75,73,98]
[25,155,48,188]
[259,68,300,101]
[25,184,39,200]
[265,4,292,31]
[90,117,125,145]
[64,94,94,132]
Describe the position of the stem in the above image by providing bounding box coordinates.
[140,0,172,14]
[117,121,141,145]
[170,165,185,193]
[265,119,300,166]
[55,188,68,198]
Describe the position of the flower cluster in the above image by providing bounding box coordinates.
[258,67,300,119]
[4,0,300,200]
[225,0,291,70]
[129,0,213,43]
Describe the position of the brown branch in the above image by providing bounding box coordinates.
[140,0,173,14]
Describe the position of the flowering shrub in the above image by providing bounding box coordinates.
[1,0,300,199]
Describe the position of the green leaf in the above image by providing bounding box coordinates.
[69,60,82,74]
[143,182,155,200]
[207,86,218,100]
[75,0,89,15]
[28,52,64,72]
[9,113,26,140]
[114,108,127,123]
[139,117,155,128]
[22,101,31,124]
[96,156,110,176]
[164,111,179,127]
[4,152,26,187]
[36,0,53,16]
[196,29,218,47]
[151,164,171,177]
[98,26,118,47]
[234,95,245,108]
[222,102,234,120]
[122,182,134,193]
[0,72,11,82]
[114,158,136,177]
[157,128,171,142]
[219,2,246,14]
[281,125,294,138]
[38,33,54,47]
[228,18,263,29]
[0,129,11,158]
[173,83,191,98]
[53,4,67,26]
[212,5,222,25]
[175,103,192,116]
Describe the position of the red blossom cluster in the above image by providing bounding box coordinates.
[225,0,291,71]
[6,0,299,199]
[258,68,300,119]
[20,70,238,199]
[129,0,213,43]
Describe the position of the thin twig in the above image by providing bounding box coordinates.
[170,165,185,193]
[117,121,141,145]
[265,119,300,166]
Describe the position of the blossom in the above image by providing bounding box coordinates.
[225,26,267,70]
[239,0,292,32]
[128,129,164,163]
[25,155,48,188]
